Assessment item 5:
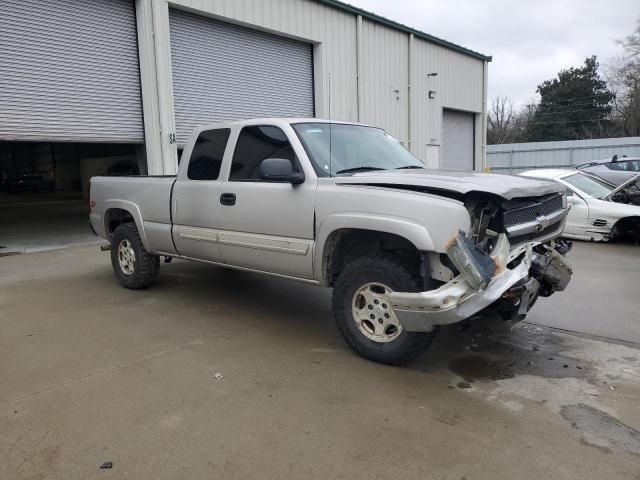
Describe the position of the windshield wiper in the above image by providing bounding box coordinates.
[395,165,424,170]
[335,166,385,175]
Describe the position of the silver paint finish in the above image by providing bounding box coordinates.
[391,245,534,331]
[334,168,563,200]
[90,118,567,329]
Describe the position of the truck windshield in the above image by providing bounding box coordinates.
[292,123,424,177]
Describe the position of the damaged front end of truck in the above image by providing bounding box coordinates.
[390,191,573,332]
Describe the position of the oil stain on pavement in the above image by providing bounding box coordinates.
[422,316,640,458]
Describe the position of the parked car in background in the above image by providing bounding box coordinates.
[8,173,52,193]
[105,160,140,177]
[89,118,574,366]
[576,155,640,186]
[520,169,640,242]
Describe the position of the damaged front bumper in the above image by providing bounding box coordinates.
[389,238,572,332]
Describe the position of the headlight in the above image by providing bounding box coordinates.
[445,231,510,290]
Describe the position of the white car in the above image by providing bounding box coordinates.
[520,169,640,242]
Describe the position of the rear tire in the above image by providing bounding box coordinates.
[332,255,437,366]
[110,222,159,289]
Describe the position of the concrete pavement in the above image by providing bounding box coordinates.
[0,193,98,254]
[526,241,640,343]
[1,245,639,480]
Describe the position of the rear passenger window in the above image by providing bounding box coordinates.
[607,161,627,171]
[187,128,231,180]
[230,126,297,181]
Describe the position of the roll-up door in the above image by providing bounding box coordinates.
[0,0,143,143]
[169,9,315,146]
[442,109,475,171]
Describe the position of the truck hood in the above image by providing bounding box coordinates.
[334,169,563,200]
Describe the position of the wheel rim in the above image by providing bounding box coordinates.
[351,282,402,343]
[117,239,136,275]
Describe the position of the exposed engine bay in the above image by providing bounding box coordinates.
[432,191,573,324]
[608,175,640,206]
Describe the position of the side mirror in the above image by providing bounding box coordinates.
[259,158,305,184]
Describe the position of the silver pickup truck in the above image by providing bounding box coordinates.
[90,118,572,365]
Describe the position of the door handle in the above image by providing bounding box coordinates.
[220,193,236,206]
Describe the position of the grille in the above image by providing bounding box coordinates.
[592,219,608,227]
[503,194,564,227]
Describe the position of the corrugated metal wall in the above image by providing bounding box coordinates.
[152,0,486,171]
[409,40,485,163]
[487,137,640,174]
[0,0,143,143]
[359,20,409,144]
[170,0,358,122]
[169,8,314,145]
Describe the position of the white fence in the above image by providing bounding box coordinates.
[487,137,640,175]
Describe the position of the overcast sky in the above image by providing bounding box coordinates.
[347,0,639,109]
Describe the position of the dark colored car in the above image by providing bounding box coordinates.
[576,155,640,186]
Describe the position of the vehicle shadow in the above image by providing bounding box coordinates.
[149,259,589,383]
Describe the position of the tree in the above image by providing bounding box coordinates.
[527,56,615,141]
[607,18,640,136]
[487,97,536,144]
[487,96,515,144]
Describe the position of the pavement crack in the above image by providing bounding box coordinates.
[524,322,640,349]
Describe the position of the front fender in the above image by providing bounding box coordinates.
[314,213,435,284]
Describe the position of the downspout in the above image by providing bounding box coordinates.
[481,60,488,171]
[150,0,178,175]
[408,33,414,152]
[356,15,363,122]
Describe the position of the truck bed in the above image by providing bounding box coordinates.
[89,175,177,254]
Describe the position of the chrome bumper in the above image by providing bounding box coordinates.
[389,245,534,332]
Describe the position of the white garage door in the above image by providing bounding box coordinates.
[0,0,144,143]
[169,9,315,146]
[442,109,475,171]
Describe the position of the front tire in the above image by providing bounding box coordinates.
[110,222,160,289]
[332,255,437,366]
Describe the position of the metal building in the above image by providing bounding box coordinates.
[1,0,490,183]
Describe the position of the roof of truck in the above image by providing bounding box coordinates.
[193,118,372,133]
[222,118,367,125]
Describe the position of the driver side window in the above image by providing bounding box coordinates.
[230,126,298,181]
